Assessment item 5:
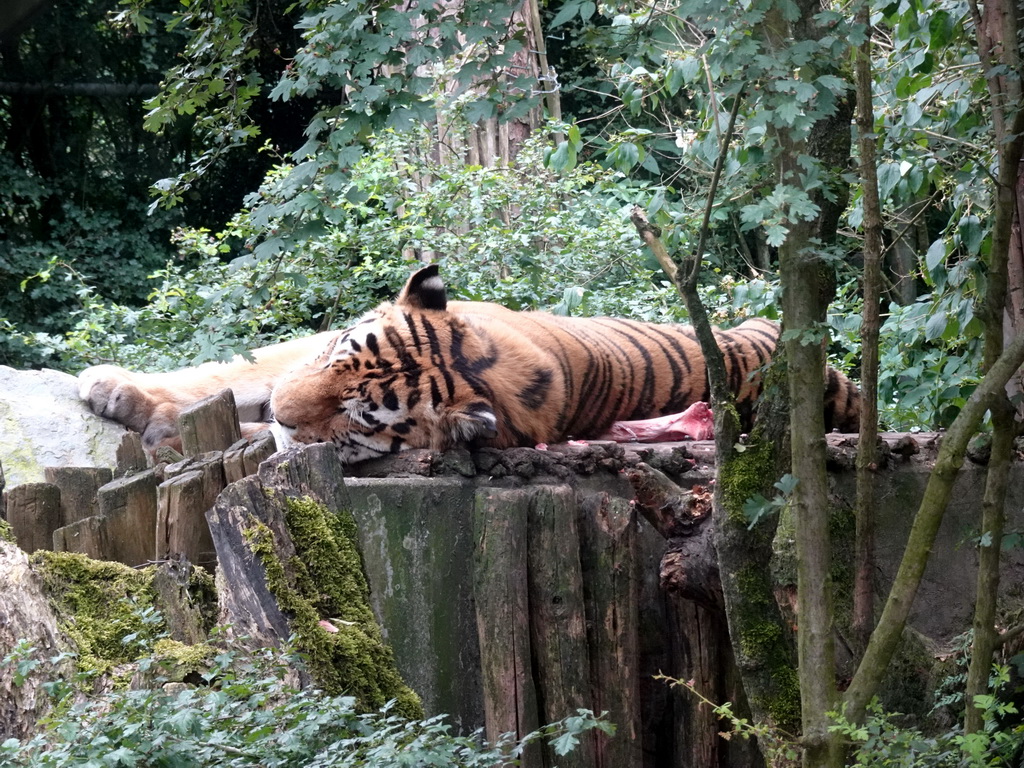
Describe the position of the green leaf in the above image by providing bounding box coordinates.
[640,152,660,174]
[550,0,582,27]
[765,223,788,247]
[774,473,798,495]
[924,312,948,341]
[815,74,849,95]
[649,187,666,216]
[461,98,495,124]
[877,162,901,200]
[548,141,577,172]
[928,10,953,50]
[925,239,946,272]
[666,62,685,96]
[904,101,922,126]
[552,730,580,755]
[776,99,801,126]
[567,123,582,150]
[608,141,640,171]
[743,494,777,529]
[958,215,983,255]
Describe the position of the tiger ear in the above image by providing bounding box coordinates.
[398,265,447,311]
[444,401,498,445]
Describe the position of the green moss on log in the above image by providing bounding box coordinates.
[29,551,164,680]
[717,440,803,734]
[151,638,215,681]
[0,517,14,543]
[244,494,422,719]
[719,442,777,528]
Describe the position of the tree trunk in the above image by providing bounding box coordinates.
[758,0,853,759]
[964,401,1013,733]
[778,206,840,768]
[631,189,802,741]
[886,198,927,306]
[852,0,884,652]
[961,0,1024,731]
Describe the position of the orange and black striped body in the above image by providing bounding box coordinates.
[269,266,861,463]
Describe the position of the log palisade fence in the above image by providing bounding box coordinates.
[0,387,752,767]
[4,390,275,570]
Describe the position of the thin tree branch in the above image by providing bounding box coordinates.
[995,621,1024,649]
[688,86,745,289]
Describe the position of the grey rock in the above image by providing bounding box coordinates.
[0,366,127,487]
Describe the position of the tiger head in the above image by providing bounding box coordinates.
[269,265,502,463]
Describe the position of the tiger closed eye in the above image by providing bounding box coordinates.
[275,418,297,429]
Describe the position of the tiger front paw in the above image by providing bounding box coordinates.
[78,365,179,449]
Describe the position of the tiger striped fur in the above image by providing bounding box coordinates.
[79,265,860,463]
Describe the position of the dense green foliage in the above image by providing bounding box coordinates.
[540,0,997,430]
[0,0,333,368]
[2,632,610,766]
[0,0,180,367]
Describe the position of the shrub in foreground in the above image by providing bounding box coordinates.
[2,637,612,767]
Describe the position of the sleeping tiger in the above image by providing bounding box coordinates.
[78,265,860,463]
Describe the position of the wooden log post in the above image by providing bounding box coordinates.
[344,472,484,723]
[256,443,350,513]
[204,474,298,649]
[526,485,596,768]
[222,439,250,485]
[207,445,357,651]
[154,445,185,466]
[52,516,105,559]
[178,389,242,457]
[96,470,159,566]
[243,433,277,475]
[44,467,112,526]
[473,487,541,768]
[156,454,225,570]
[666,599,732,767]
[6,483,61,553]
[578,492,643,768]
[224,434,277,484]
[150,559,214,645]
[115,431,148,475]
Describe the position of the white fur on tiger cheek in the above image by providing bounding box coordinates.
[271,421,297,450]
